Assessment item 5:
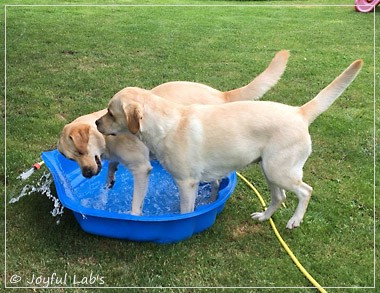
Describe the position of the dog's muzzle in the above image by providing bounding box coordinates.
[81,155,102,178]
[96,119,116,136]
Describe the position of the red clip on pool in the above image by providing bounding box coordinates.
[42,150,237,243]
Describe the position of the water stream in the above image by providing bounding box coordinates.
[10,171,64,224]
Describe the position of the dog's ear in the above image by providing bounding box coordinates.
[69,125,90,154]
[125,104,143,134]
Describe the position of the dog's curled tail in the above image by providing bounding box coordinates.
[225,50,289,102]
[300,59,363,125]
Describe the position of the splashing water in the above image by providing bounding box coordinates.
[16,167,36,180]
[10,171,64,224]
[16,162,44,181]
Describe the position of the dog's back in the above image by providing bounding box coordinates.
[151,50,289,105]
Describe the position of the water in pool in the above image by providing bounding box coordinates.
[77,161,214,216]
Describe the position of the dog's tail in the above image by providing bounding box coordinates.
[300,59,363,125]
[225,50,289,102]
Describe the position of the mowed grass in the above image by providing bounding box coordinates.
[3,2,378,290]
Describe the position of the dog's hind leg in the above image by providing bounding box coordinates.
[209,180,220,202]
[285,182,312,229]
[251,165,286,222]
[260,153,312,229]
[105,161,119,188]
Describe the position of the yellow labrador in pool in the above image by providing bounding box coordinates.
[96,59,362,228]
[58,50,289,215]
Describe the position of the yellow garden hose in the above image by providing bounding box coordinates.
[236,172,327,293]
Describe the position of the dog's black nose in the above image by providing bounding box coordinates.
[95,119,100,127]
[82,167,94,178]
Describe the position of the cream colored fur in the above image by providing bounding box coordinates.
[96,60,362,228]
[58,50,289,215]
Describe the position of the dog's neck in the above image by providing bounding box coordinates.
[139,97,185,158]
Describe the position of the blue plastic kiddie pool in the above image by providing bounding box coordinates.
[42,150,237,243]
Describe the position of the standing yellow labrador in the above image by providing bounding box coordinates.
[96,60,362,228]
[58,50,289,215]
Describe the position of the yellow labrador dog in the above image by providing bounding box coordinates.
[57,109,150,190]
[58,50,289,215]
[96,60,362,228]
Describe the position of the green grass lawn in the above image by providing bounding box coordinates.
[2,0,378,291]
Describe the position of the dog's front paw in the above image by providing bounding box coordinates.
[286,216,302,229]
[130,210,142,216]
[106,179,115,189]
[251,211,269,222]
